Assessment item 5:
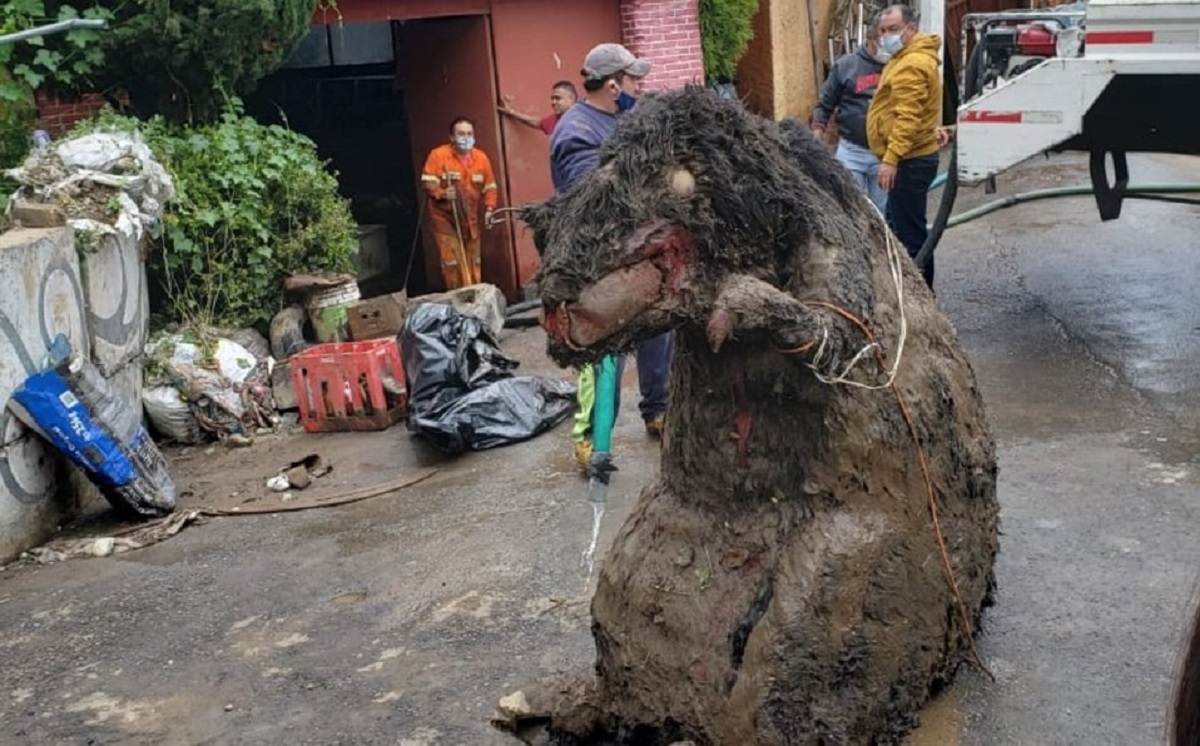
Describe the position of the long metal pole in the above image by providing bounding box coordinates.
[441,168,475,287]
[0,18,106,47]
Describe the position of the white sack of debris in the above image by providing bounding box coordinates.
[143,333,277,444]
[5,131,175,243]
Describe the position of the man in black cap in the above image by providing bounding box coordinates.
[548,42,673,469]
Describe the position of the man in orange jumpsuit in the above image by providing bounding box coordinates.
[420,116,499,289]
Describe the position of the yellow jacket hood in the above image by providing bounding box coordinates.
[897,33,942,63]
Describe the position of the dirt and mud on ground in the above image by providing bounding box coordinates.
[1,153,1199,745]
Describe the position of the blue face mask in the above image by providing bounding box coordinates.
[880,33,904,56]
[455,136,475,151]
[616,91,638,113]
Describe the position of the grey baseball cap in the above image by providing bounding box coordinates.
[582,43,652,80]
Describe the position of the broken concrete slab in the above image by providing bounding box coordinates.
[0,227,89,561]
[408,284,507,339]
[10,199,66,228]
[271,361,298,411]
[77,230,149,377]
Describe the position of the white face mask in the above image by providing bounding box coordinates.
[874,48,892,64]
[880,32,905,56]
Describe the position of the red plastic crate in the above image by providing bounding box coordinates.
[289,338,407,433]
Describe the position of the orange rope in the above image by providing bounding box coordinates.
[770,339,816,355]
[777,301,993,680]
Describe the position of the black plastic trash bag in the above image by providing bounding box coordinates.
[401,303,576,454]
[402,303,518,412]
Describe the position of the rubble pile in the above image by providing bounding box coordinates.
[5,131,174,241]
[143,331,278,445]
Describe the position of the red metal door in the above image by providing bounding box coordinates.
[491,0,623,292]
[395,15,510,294]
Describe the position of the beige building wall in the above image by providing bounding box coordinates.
[735,3,775,115]
[737,0,840,121]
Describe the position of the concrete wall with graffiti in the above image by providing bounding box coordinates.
[0,226,147,561]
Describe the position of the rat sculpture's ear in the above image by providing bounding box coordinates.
[518,200,554,257]
[667,166,696,198]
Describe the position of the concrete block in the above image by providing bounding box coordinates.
[0,432,75,561]
[356,224,390,281]
[64,462,103,516]
[409,283,507,338]
[0,227,89,561]
[10,199,66,228]
[272,361,298,411]
[78,231,149,377]
[105,363,145,420]
[348,291,408,341]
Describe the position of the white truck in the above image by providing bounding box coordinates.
[910,0,1200,261]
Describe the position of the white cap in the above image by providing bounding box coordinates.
[582,43,652,81]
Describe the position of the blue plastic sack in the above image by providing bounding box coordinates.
[8,335,176,518]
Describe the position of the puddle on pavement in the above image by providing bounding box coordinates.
[115,540,221,566]
[903,687,964,746]
[332,529,397,557]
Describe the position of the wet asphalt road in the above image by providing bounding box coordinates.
[920,152,1200,746]
[0,152,1198,745]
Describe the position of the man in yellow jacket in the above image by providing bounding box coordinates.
[867,4,942,289]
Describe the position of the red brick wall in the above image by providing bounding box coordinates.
[620,0,705,91]
[35,91,113,136]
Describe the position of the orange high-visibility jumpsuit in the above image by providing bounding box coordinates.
[420,144,499,289]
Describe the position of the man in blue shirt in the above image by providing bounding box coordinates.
[549,43,674,469]
[550,44,645,191]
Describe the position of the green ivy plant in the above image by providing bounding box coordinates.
[699,0,760,83]
[1,1,111,207]
[82,0,316,123]
[0,1,111,103]
[73,104,358,330]
[7,1,315,124]
[0,93,35,207]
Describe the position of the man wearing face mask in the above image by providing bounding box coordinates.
[867,3,943,289]
[421,116,499,289]
[812,16,889,212]
[549,43,647,191]
[549,43,673,469]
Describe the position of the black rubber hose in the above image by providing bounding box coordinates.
[504,314,543,329]
[945,183,1200,227]
[912,34,979,274]
[505,299,540,317]
[504,298,543,329]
